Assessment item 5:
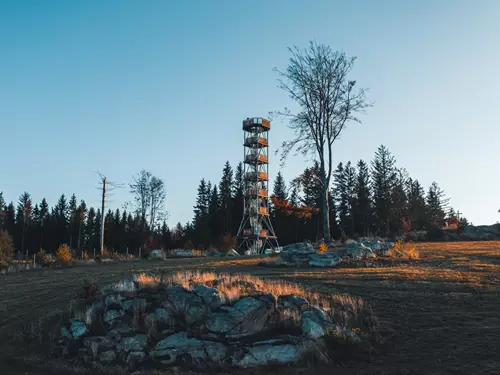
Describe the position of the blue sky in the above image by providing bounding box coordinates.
[1,0,499,226]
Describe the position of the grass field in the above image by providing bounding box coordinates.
[0,241,499,375]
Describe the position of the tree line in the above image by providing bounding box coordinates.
[188,144,465,248]
[0,144,464,258]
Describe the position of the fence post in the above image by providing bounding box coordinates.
[33,254,36,266]
[126,247,129,259]
[139,247,142,261]
[93,248,96,259]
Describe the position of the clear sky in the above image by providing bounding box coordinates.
[1,0,499,226]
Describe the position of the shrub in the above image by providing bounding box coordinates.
[0,230,14,263]
[102,247,111,259]
[183,240,194,250]
[36,248,50,265]
[318,242,328,254]
[82,250,89,260]
[56,244,72,264]
[388,240,419,259]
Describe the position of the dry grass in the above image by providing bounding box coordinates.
[133,273,160,288]
[139,270,376,332]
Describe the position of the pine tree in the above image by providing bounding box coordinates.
[16,192,33,256]
[232,162,244,236]
[0,192,5,211]
[407,179,427,230]
[68,194,78,249]
[219,161,234,234]
[389,168,410,235]
[354,160,372,236]
[193,178,210,247]
[208,185,220,245]
[54,194,68,246]
[426,182,448,228]
[273,172,287,200]
[38,198,49,249]
[333,163,348,237]
[76,200,87,252]
[371,145,397,235]
[343,162,357,237]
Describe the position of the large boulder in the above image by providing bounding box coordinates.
[193,285,224,311]
[116,334,147,354]
[148,250,165,260]
[308,253,342,267]
[238,344,301,367]
[205,294,276,339]
[152,331,226,364]
[280,242,315,255]
[122,298,146,313]
[70,321,87,339]
[278,295,309,312]
[301,307,335,339]
[104,309,126,324]
[164,286,210,326]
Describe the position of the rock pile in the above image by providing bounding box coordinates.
[277,239,395,268]
[279,243,342,267]
[53,273,366,369]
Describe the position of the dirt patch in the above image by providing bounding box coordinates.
[0,242,499,374]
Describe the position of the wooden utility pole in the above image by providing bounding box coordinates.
[95,170,124,257]
[100,177,106,257]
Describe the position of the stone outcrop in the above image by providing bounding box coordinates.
[53,275,366,369]
[275,240,396,268]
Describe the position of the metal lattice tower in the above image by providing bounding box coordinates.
[237,117,279,254]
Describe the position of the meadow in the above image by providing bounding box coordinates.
[0,241,498,375]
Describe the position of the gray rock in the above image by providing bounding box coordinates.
[278,295,309,311]
[238,344,300,367]
[99,349,116,364]
[166,286,209,326]
[148,249,165,260]
[60,326,71,338]
[280,242,315,255]
[85,301,105,325]
[153,332,227,364]
[70,320,87,339]
[126,351,147,366]
[152,331,204,357]
[145,308,173,328]
[189,342,228,363]
[101,280,136,295]
[116,334,147,354]
[226,248,240,256]
[308,254,341,267]
[105,294,125,310]
[205,295,276,338]
[123,298,146,313]
[301,307,334,339]
[104,309,125,324]
[193,284,223,311]
[83,336,115,352]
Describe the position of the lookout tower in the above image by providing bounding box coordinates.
[236,117,279,254]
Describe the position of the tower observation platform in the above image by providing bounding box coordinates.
[236,117,279,254]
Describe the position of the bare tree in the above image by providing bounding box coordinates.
[272,42,371,242]
[149,176,166,230]
[129,170,167,231]
[130,170,152,226]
